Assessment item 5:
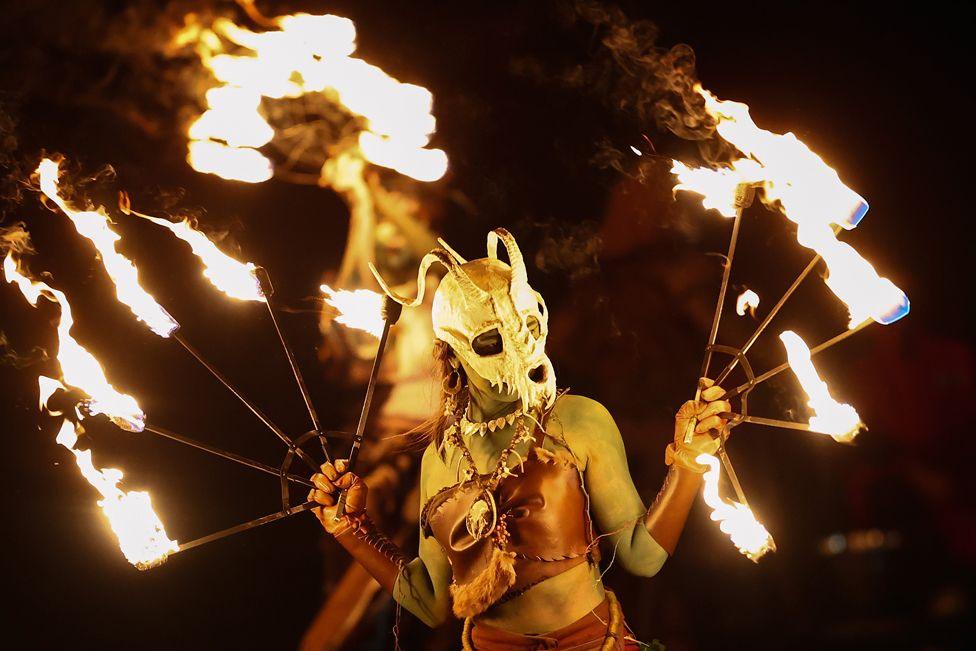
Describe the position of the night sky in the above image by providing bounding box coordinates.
[1,2,973,649]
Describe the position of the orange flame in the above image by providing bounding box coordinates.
[5,254,144,431]
[320,283,383,337]
[697,453,774,561]
[36,159,180,337]
[779,331,863,442]
[52,414,178,569]
[5,253,175,568]
[134,212,265,302]
[180,11,447,183]
[736,289,760,317]
[671,87,909,328]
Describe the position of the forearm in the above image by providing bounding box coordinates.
[643,465,703,554]
[334,514,450,627]
[333,513,406,594]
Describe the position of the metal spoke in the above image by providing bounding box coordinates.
[255,268,330,461]
[172,330,318,471]
[723,318,872,400]
[174,501,318,554]
[143,424,313,487]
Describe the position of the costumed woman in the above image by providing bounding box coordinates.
[309,229,730,649]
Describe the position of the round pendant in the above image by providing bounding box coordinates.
[465,490,498,541]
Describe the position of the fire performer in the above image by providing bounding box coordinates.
[309,228,728,649]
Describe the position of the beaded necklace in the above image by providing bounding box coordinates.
[444,401,537,540]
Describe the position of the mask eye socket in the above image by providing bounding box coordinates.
[472,328,503,356]
[526,316,541,339]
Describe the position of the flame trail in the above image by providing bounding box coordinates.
[126,207,265,302]
[4,253,144,431]
[670,86,909,328]
[52,414,178,569]
[778,330,863,442]
[4,251,175,567]
[697,453,774,560]
[36,159,179,337]
[736,289,760,317]
[179,11,448,183]
[320,284,384,337]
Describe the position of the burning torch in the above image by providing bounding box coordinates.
[334,294,403,518]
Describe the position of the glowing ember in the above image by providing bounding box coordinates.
[670,87,909,328]
[736,289,760,317]
[131,212,264,302]
[697,453,774,561]
[179,11,448,183]
[779,331,863,442]
[5,254,145,431]
[320,284,383,337]
[36,159,180,337]
[53,417,178,569]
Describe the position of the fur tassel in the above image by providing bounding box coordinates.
[450,546,517,618]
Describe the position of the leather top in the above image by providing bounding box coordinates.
[421,423,595,610]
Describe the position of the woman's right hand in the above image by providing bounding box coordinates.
[308,459,368,535]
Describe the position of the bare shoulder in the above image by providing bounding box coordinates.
[551,393,614,425]
[548,394,620,464]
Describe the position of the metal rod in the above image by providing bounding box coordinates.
[738,415,817,432]
[174,500,318,554]
[684,186,751,447]
[713,253,822,387]
[143,424,313,488]
[689,186,753,502]
[255,268,330,462]
[701,189,750,381]
[718,444,749,505]
[713,224,841,387]
[335,297,402,518]
[172,330,317,471]
[724,318,873,400]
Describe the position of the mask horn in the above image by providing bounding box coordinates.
[369,249,487,307]
[437,237,467,264]
[487,228,528,289]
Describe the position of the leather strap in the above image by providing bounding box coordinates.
[644,465,703,555]
[334,513,407,594]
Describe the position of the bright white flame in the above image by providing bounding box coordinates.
[136,214,265,302]
[699,88,869,230]
[697,453,774,560]
[6,255,174,567]
[5,254,145,431]
[736,289,760,317]
[187,140,274,183]
[36,159,180,337]
[671,158,763,218]
[670,87,909,328]
[779,331,863,442]
[320,284,383,337]
[54,417,178,569]
[180,11,447,183]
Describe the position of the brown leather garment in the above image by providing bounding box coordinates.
[422,442,595,617]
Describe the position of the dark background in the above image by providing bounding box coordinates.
[1,1,973,649]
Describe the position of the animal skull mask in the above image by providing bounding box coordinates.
[370,229,556,411]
